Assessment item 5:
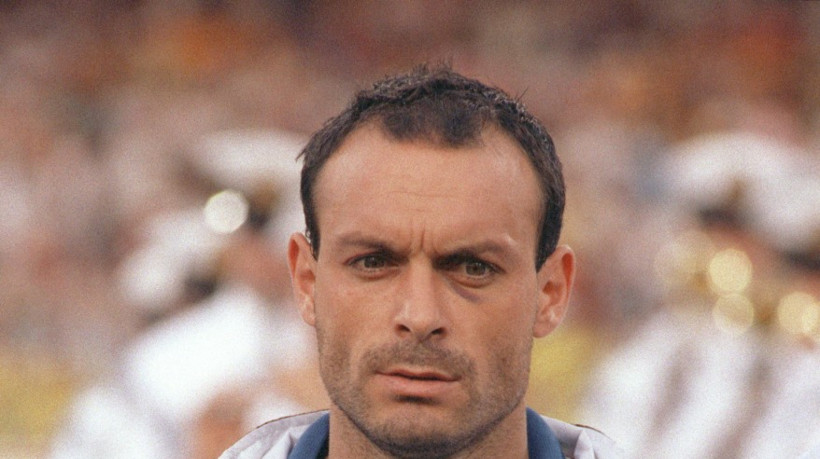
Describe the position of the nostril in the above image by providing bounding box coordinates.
[394,322,446,341]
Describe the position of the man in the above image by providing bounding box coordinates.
[221,66,621,458]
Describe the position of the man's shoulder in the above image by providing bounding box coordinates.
[219,411,327,459]
[541,414,625,459]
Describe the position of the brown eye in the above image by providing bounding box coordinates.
[349,253,393,273]
[360,255,386,269]
[464,260,491,277]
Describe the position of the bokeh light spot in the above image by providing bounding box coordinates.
[777,291,820,336]
[204,189,249,234]
[708,248,752,295]
[712,294,755,336]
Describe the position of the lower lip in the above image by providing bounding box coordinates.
[375,374,458,399]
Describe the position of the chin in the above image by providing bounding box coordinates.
[361,417,475,459]
[347,400,507,458]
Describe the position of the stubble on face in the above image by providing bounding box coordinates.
[302,126,549,458]
[315,316,533,459]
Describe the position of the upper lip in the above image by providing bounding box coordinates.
[381,367,457,382]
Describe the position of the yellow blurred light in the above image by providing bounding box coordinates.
[776,291,820,336]
[204,189,249,234]
[654,231,715,288]
[708,248,752,295]
[712,294,755,336]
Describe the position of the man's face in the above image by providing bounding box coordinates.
[289,124,573,456]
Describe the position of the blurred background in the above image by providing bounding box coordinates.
[0,1,818,457]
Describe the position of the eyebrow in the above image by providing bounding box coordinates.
[334,232,515,260]
[335,234,398,250]
[333,234,405,260]
[443,240,514,257]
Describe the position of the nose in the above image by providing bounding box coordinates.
[394,262,448,342]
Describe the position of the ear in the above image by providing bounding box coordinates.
[288,232,318,327]
[533,245,576,338]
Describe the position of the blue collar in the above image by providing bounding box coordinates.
[526,407,565,459]
[287,408,563,459]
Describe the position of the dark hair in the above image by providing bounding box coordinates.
[298,65,565,269]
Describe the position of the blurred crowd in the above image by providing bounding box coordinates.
[0,1,818,457]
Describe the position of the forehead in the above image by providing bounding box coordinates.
[318,122,538,179]
[312,124,543,246]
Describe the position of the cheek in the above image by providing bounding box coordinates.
[480,287,539,337]
[468,292,538,368]
[477,307,534,378]
[313,280,385,356]
[317,282,374,322]
[480,320,533,365]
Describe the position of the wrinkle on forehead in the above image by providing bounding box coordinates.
[313,124,543,261]
[384,187,454,201]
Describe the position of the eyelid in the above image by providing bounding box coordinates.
[437,253,500,274]
[346,250,398,269]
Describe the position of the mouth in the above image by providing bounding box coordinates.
[374,366,460,400]
[382,368,457,382]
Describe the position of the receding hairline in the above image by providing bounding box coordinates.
[297,66,565,268]
[309,120,549,244]
[313,118,542,184]
[346,117,508,151]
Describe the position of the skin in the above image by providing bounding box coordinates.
[288,123,576,459]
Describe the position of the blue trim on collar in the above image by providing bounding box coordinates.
[287,413,329,459]
[526,408,565,459]
[287,409,563,459]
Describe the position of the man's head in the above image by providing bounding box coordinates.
[299,65,565,270]
[288,65,575,458]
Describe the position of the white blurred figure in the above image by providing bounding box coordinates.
[733,173,820,459]
[49,384,176,459]
[50,209,225,459]
[51,129,326,458]
[581,131,820,458]
[800,442,820,459]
